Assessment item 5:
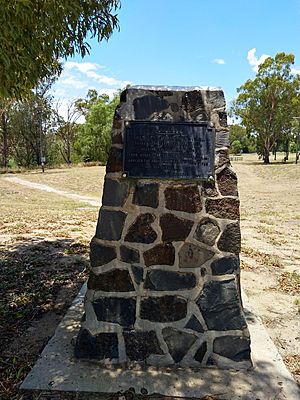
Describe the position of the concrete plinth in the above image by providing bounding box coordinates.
[20,284,300,400]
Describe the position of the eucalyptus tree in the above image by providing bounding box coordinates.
[233,53,300,163]
[0,0,120,98]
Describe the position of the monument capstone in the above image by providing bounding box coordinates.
[75,85,252,369]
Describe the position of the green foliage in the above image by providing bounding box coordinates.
[229,124,256,153]
[231,140,242,154]
[232,52,300,163]
[75,91,120,163]
[0,0,120,99]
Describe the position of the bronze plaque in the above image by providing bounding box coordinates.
[123,121,215,179]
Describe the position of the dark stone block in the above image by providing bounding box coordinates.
[87,269,134,292]
[216,148,230,168]
[196,279,247,331]
[165,185,202,213]
[194,218,220,246]
[194,342,207,363]
[185,315,204,333]
[90,239,117,267]
[217,223,241,254]
[124,331,163,361]
[102,179,129,207]
[217,168,238,197]
[203,180,219,197]
[144,243,175,267]
[133,183,159,208]
[206,90,226,109]
[170,102,179,112]
[211,256,239,275]
[182,90,206,115]
[179,243,214,268]
[160,213,193,242]
[112,133,123,145]
[95,209,127,241]
[131,265,144,285]
[162,327,197,363]
[144,270,196,291]
[213,335,251,362]
[120,245,140,264]
[140,296,187,322]
[206,198,240,220]
[124,213,157,244]
[133,95,169,120]
[218,111,228,127]
[106,147,123,173]
[75,329,118,360]
[215,131,230,148]
[93,297,136,327]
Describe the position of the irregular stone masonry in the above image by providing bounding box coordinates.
[75,86,251,370]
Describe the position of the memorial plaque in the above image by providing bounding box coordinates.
[123,121,215,179]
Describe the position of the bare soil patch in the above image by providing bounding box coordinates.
[233,154,300,384]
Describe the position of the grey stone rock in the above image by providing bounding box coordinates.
[87,269,134,292]
[211,256,239,275]
[206,90,226,109]
[216,131,230,148]
[95,209,127,241]
[140,296,187,322]
[179,243,214,268]
[196,279,247,331]
[75,329,118,360]
[144,270,196,291]
[217,222,241,254]
[194,218,220,246]
[194,342,207,363]
[93,297,136,327]
[124,331,163,361]
[162,327,197,363]
[133,182,159,208]
[90,239,117,267]
[133,95,169,120]
[102,179,129,207]
[120,245,140,264]
[213,335,251,362]
[131,265,144,285]
[185,315,204,333]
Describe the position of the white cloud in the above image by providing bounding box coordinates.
[214,58,226,65]
[291,66,300,75]
[247,48,270,72]
[65,61,102,73]
[52,61,132,120]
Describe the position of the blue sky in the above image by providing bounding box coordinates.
[52,0,300,114]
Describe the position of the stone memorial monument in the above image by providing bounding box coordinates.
[75,85,251,369]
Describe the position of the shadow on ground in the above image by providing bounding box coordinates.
[0,238,89,400]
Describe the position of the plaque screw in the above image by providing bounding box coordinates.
[125,121,130,126]
[208,175,215,183]
[122,173,127,178]
[209,122,214,127]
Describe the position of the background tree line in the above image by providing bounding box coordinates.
[0,82,120,170]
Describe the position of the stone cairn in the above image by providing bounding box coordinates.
[75,86,252,369]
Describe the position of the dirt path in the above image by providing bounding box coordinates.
[4,176,100,207]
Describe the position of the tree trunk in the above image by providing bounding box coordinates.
[263,148,270,164]
[1,112,8,169]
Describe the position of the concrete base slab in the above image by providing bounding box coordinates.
[21,284,300,400]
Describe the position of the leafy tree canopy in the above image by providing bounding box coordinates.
[232,52,300,163]
[0,0,120,99]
